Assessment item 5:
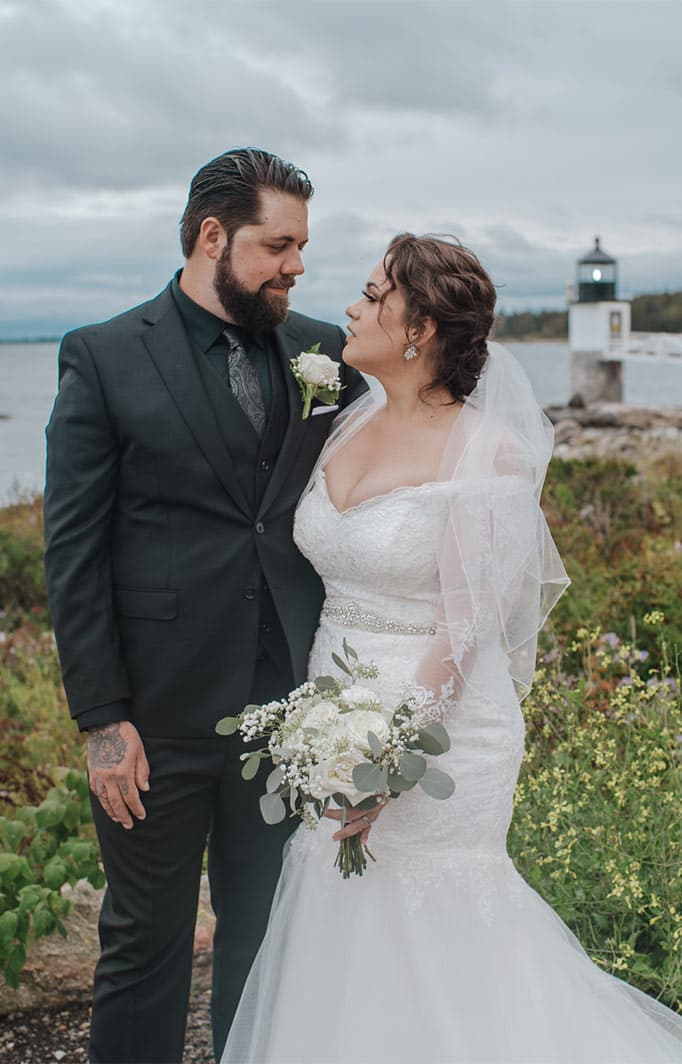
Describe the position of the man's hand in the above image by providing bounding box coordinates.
[87,721,150,829]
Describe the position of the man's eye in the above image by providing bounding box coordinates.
[269,244,287,252]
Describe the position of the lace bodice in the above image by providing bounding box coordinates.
[295,470,451,629]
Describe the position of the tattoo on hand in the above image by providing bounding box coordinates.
[89,723,128,768]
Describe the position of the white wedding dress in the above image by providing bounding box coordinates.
[222,467,682,1064]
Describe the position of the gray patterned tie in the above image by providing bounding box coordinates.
[223,327,266,436]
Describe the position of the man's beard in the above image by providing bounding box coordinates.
[214,248,294,331]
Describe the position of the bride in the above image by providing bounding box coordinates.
[222,234,682,1063]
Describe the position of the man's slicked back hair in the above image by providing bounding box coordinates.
[179,148,314,257]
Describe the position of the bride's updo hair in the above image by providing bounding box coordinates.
[383,233,496,403]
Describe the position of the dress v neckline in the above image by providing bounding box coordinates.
[318,468,444,517]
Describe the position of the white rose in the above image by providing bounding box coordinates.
[297,351,339,387]
[334,709,390,753]
[307,749,367,806]
[300,700,341,731]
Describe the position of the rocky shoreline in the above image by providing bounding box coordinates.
[545,402,682,463]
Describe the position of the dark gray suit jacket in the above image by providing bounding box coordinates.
[44,283,366,737]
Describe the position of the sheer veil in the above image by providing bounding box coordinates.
[303,341,570,705]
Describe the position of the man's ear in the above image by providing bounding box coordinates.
[197,216,227,262]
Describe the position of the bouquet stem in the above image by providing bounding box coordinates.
[334,834,376,878]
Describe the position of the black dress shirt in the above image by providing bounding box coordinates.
[170,271,273,416]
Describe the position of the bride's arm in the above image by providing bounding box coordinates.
[414,472,546,718]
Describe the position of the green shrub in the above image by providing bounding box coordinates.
[0,623,83,813]
[0,771,104,987]
[543,457,682,667]
[0,495,48,623]
[510,618,682,1011]
[0,530,48,618]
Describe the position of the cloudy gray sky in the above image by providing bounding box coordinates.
[1,0,680,338]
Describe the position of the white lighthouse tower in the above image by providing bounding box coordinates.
[569,238,630,404]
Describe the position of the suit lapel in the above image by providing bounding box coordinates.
[141,291,251,517]
[258,321,308,515]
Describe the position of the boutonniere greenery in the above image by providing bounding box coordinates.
[290,343,343,419]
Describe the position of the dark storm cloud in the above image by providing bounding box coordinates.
[0,0,332,193]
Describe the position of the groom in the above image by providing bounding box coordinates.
[44,147,366,1063]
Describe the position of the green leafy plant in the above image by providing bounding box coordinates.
[0,771,104,988]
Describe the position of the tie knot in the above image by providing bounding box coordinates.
[223,325,246,352]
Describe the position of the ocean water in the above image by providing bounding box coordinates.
[1,340,682,504]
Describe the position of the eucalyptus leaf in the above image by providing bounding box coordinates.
[387,773,417,793]
[215,716,239,736]
[266,765,285,794]
[331,653,352,676]
[241,755,261,782]
[418,766,456,800]
[315,675,340,694]
[342,639,358,662]
[367,731,384,757]
[399,751,427,782]
[352,762,383,793]
[259,792,287,824]
[418,721,451,755]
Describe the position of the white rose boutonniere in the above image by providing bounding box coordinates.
[290,343,342,419]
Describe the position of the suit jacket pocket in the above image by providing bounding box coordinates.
[113,587,178,620]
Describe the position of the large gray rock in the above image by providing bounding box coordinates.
[546,403,682,464]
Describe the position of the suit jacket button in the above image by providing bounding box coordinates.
[260,459,271,473]
[244,586,257,600]
[255,521,265,535]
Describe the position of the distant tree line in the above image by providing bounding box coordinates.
[630,291,682,333]
[495,291,682,340]
[494,310,568,340]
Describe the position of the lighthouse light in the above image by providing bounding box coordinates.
[592,268,602,281]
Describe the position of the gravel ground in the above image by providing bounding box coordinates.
[0,987,215,1063]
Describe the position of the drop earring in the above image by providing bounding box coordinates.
[403,343,419,361]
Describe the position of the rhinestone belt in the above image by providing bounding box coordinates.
[321,598,437,636]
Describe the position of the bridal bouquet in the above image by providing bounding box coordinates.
[216,640,454,877]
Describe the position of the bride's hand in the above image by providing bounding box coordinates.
[325,802,385,846]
